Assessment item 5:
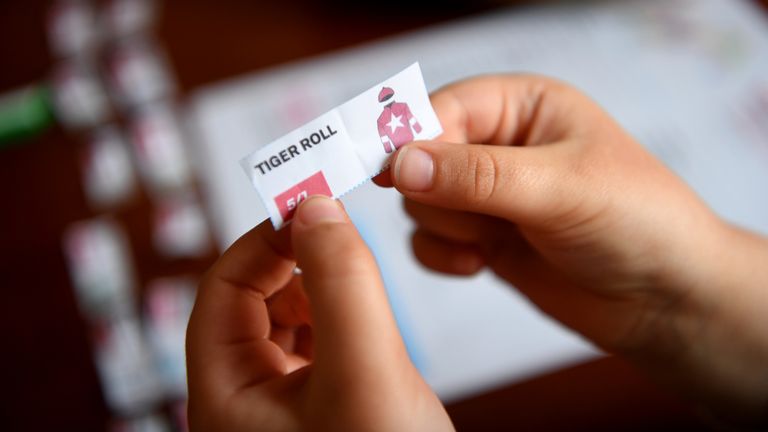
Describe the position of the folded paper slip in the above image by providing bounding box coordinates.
[240,62,442,229]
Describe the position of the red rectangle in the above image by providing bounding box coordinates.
[274,171,332,222]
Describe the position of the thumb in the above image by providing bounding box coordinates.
[391,140,579,224]
[290,196,409,376]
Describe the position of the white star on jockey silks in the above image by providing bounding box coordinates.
[387,113,403,133]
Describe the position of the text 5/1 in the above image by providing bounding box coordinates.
[286,190,308,211]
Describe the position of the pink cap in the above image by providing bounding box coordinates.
[378,87,394,102]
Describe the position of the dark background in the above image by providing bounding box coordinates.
[2,1,766,430]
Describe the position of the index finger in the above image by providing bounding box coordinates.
[186,221,294,401]
[429,74,581,147]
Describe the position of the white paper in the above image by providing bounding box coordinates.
[240,63,442,229]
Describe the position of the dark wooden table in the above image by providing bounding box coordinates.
[2,1,766,430]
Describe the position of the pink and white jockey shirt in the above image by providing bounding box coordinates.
[377,102,422,153]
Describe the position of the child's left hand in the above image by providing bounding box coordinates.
[186,196,454,432]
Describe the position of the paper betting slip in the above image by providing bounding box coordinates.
[240,62,442,229]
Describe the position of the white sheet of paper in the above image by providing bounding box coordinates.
[240,63,442,228]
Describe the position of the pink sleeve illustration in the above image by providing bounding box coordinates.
[378,116,394,153]
[405,104,422,134]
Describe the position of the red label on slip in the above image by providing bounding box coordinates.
[274,171,332,222]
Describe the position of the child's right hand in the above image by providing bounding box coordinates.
[376,75,768,425]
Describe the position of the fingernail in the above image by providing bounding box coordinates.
[394,146,434,192]
[297,196,345,225]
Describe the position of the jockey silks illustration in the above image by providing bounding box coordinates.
[376,87,423,153]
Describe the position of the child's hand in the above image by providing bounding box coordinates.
[186,196,454,431]
[377,75,721,351]
[376,76,768,424]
